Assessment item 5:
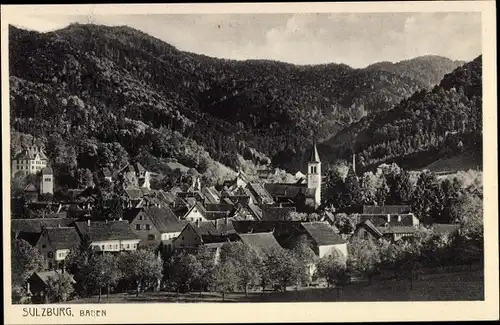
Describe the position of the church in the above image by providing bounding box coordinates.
[264,142,322,211]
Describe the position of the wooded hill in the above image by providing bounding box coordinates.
[9,24,468,184]
[325,56,482,173]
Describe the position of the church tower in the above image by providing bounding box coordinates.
[40,167,54,195]
[307,142,321,207]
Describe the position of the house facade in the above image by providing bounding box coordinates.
[74,220,141,253]
[11,145,48,178]
[35,226,80,270]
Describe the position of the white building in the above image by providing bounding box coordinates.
[11,145,48,177]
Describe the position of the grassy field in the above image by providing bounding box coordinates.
[68,266,483,304]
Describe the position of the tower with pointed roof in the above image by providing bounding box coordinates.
[307,142,321,208]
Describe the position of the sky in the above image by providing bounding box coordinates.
[8,12,482,68]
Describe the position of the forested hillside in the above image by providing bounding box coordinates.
[9,24,465,184]
[325,56,482,172]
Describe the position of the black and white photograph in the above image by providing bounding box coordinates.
[2,2,498,324]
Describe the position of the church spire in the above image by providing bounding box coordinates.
[309,141,320,163]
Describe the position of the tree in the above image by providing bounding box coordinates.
[118,249,163,297]
[44,274,75,303]
[76,168,94,189]
[387,169,414,204]
[289,235,317,288]
[360,171,378,205]
[347,237,381,284]
[210,260,239,301]
[333,213,356,235]
[375,177,390,206]
[65,234,95,297]
[193,246,216,295]
[88,253,121,302]
[411,171,445,224]
[219,242,261,296]
[11,239,45,287]
[315,249,350,298]
[261,247,299,292]
[166,251,203,294]
[450,193,483,236]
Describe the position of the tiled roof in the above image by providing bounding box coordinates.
[247,183,275,204]
[261,206,296,221]
[13,146,48,161]
[376,226,419,234]
[264,183,309,199]
[17,231,42,246]
[362,205,411,214]
[31,270,75,286]
[201,187,220,204]
[246,203,263,220]
[43,226,80,250]
[355,220,384,238]
[193,220,236,237]
[143,206,187,233]
[124,187,144,200]
[11,218,76,234]
[301,222,345,245]
[75,220,139,242]
[357,214,417,227]
[205,204,235,213]
[101,167,112,177]
[238,232,282,257]
[24,183,38,192]
[41,167,53,174]
[431,223,460,234]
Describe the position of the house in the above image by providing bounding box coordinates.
[35,226,81,270]
[238,232,283,258]
[122,186,145,208]
[123,206,188,250]
[351,220,385,241]
[173,219,238,250]
[100,167,113,183]
[430,223,461,236]
[11,145,48,178]
[246,183,274,205]
[232,220,305,248]
[300,222,348,258]
[27,270,75,303]
[74,220,141,252]
[11,218,77,239]
[201,187,221,204]
[375,225,420,242]
[39,167,54,195]
[119,162,151,189]
[183,202,209,222]
[264,143,322,209]
[260,205,296,221]
[23,183,39,202]
[356,213,420,227]
[362,205,412,214]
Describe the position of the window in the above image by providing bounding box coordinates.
[146,224,151,230]
[126,244,130,249]
[138,215,143,220]
[47,252,53,258]
[148,234,155,240]
[133,244,137,248]
[101,245,105,250]
[136,224,141,230]
[42,244,46,248]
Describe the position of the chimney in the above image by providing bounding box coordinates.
[387,214,391,223]
[397,215,402,222]
[87,219,91,227]
[58,224,61,228]
[279,202,282,208]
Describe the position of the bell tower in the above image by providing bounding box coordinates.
[307,141,321,207]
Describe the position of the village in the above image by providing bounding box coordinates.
[11,141,479,304]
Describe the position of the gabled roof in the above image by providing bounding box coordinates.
[30,270,75,286]
[192,220,236,237]
[201,187,220,204]
[261,206,296,221]
[238,232,283,257]
[301,222,345,245]
[42,226,80,250]
[124,187,144,200]
[376,226,419,234]
[11,218,77,234]
[75,220,139,242]
[362,205,411,214]
[41,167,53,175]
[357,214,417,227]
[101,167,112,177]
[264,183,308,199]
[247,182,275,204]
[17,231,42,246]
[134,162,146,173]
[355,220,384,238]
[143,206,188,233]
[309,142,320,163]
[246,202,263,220]
[24,183,38,192]
[13,146,48,161]
[205,204,235,213]
[431,223,460,235]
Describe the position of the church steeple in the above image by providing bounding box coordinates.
[309,141,321,163]
[307,141,322,208]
